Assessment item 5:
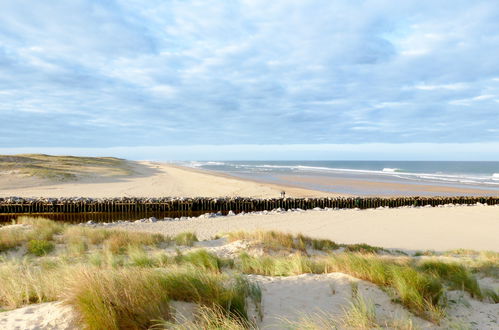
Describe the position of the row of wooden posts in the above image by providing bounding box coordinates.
[0,196,498,214]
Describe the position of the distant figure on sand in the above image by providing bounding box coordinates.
[280,191,286,198]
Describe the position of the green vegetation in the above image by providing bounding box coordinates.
[418,261,482,298]
[27,239,55,256]
[0,228,25,252]
[228,231,339,252]
[0,220,496,328]
[175,249,226,272]
[174,232,198,246]
[0,154,133,181]
[344,243,387,254]
[342,291,377,329]
[228,231,394,255]
[157,305,252,330]
[235,252,445,320]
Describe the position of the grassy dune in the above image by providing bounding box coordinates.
[0,154,133,181]
[0,218,497,329]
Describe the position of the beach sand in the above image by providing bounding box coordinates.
[276,174,499,196]
[2,159,497,198]
[115,205,499,252]
[0,161,337,198]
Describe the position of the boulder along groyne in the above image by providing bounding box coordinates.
[1,196,498,214]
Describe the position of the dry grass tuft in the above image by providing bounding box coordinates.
[0,228,26,252]
[174,232,198,246]
[156,305,253,330]
[64,267,170,330]
[63,226,166,254]
[342,291,378,329]
[0,261,69,308]
[228,231,339,252]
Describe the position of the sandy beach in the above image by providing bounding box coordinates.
[1,158,498,329]
[114,205,499,252]
[0,161,337,199]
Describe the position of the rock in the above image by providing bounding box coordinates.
[134,219,142,223]
[227,210,236,216]
[86,220,94,225]
[148,217,157,223]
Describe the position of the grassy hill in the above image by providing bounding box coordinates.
[0,154,133,181]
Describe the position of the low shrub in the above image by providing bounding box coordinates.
[26,239,55,256]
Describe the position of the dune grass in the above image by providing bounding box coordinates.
[0,154,133,181]
[63,226,167,253]
[343,243,387,254]
[174,232,198,246]
[418,261,482,299]
[0,260,68,308]
[235,252,445,321]
[0,228,26,252]
[175,249,227,272]
[228,231,339,252]
[227,230,392,255]
[0,217,64,252]
[64,267,171,330]
[156,305,253,330]
[26,239,55,256]
[282,291,417,330]
[0,221,496,328]
[342,291,377,329]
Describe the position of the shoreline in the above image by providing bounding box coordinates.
[0,161,336,198]
[1,159,498,198]
[178,163,499,196]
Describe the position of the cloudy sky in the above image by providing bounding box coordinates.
[1,1,499,159]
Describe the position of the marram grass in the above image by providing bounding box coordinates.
[0,219,496,328]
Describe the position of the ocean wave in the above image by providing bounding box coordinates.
[382,168,400,173]
[187,161,225,168]
[188,161,499,186]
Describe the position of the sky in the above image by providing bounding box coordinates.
[1,0,499,160]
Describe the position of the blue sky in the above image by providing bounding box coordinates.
[1,1,499,160]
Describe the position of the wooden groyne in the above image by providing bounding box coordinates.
[1,196,498,214]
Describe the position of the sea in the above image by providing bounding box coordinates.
[179,161,499,196]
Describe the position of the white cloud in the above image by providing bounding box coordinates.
[0,1,499,148]
[414,83,468,91]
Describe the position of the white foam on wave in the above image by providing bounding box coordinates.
[189,161,499,187]
[187,161,225,168]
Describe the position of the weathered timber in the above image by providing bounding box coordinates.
[0,196,498,215]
